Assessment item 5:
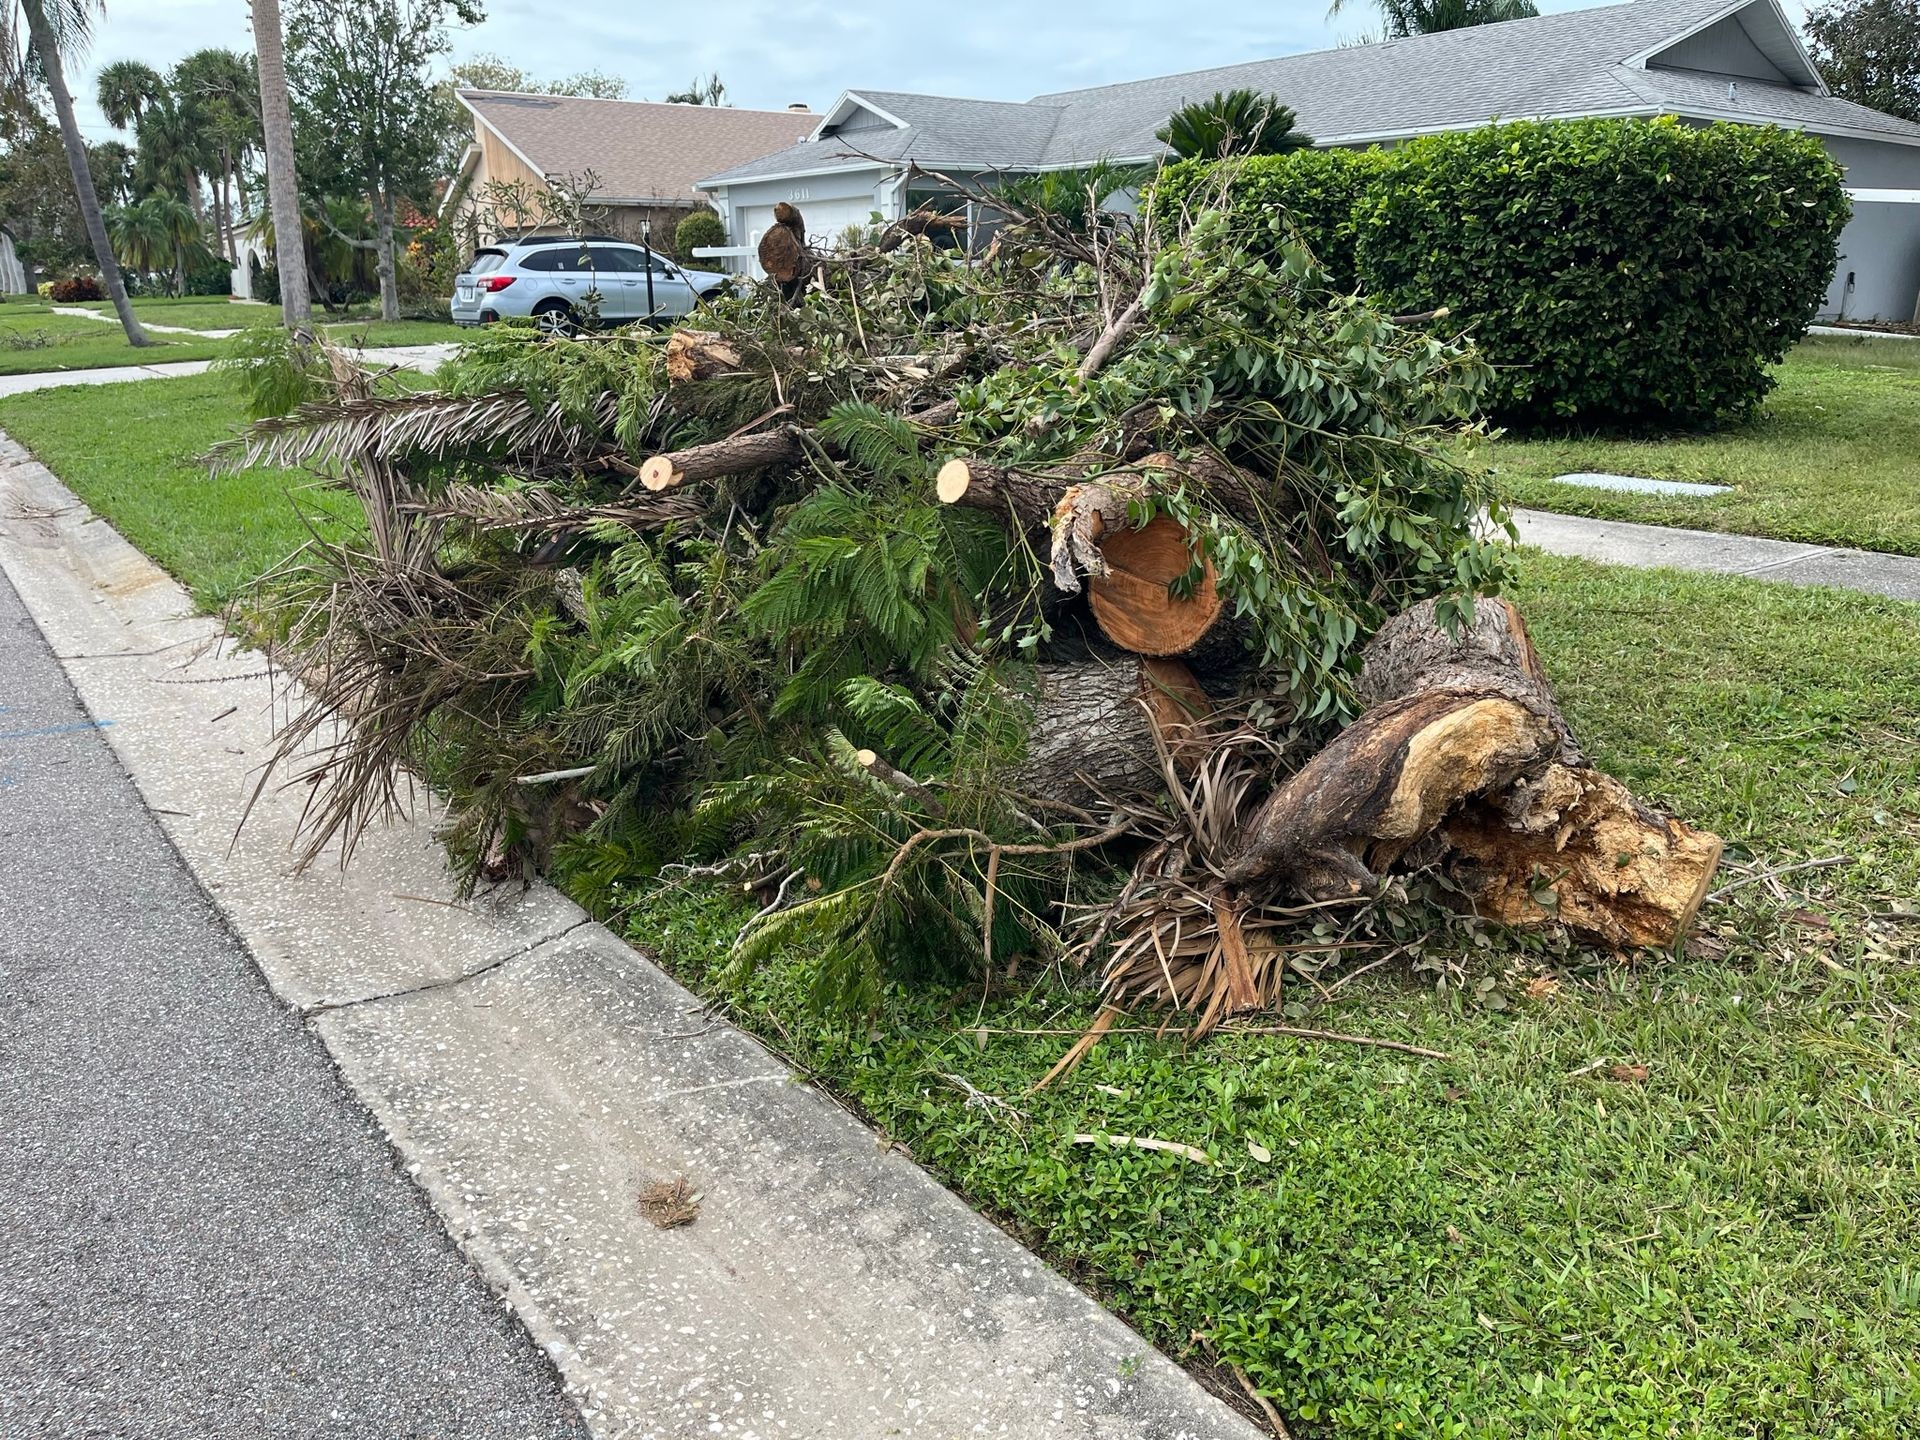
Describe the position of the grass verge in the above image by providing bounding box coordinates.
[1489,336,1920,556]
[0,301,226,373]
[0,370,347,609]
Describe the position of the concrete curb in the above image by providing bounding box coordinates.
[0,430,1261,1439]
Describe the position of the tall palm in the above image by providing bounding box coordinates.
[174,48,258,263]
[95,56,163,128]
[1328,0,1538,37]
[5,0,149,344]
[250,0,309,328]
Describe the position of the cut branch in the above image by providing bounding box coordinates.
[638,427,804,492]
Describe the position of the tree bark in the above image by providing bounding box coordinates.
[24,0,149,347]
[1013,650,1212,808]
[638,427,803,491]
[250,0,311,330]
[371,188,399,324]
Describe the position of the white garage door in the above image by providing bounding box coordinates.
[736,196,883,277]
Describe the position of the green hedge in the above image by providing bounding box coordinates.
[1154,118,1849,429]
[674,209,727,263]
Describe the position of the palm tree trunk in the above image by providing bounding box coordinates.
[23,0,149,346]
[250,0,310,330]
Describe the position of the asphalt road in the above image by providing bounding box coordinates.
[0,569,589,1439]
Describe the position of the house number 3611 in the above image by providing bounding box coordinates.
[788,187,812,201]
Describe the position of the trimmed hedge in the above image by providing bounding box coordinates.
[1154,118,1849,429]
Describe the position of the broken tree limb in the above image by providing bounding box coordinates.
[638,427,803,492]
[664,330,742,383]
[855,748,947,817]
[1078,286,1148,380]
[1227,596,1722,948]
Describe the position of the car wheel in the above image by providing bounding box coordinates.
[532,301,578,337]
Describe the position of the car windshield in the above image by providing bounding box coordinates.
[468,251,506,275]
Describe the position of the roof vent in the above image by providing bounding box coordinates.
[788,103,810,111]
[1727,81,1738,101]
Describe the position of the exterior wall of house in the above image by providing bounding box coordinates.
[1816,135,1920,321]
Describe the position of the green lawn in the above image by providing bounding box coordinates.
[0,370,349,608]
[1489,335,1920,556]
[73,296,467,346]
[633,555,1920,1439]
[0,300,226,373]
[6,365,1918,1436]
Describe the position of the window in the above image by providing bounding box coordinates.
[586,246,644,273]
[519,247,587,272]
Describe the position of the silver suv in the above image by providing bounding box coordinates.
[450,236,731,334]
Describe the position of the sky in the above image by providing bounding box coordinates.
[70,0,1815,145]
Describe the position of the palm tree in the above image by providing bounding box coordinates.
[106,195,169,275]
[174,48,259,264]
[6,0,149,344]
[95,57,164,128]
[250,0,310,328]
[1157,90,1315,160]
[1327,0,1538,38]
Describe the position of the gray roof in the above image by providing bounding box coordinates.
[698,0,1920,188]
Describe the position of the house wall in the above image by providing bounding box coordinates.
[1816,135,1920,321]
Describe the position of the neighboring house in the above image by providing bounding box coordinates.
[695,0,1920,322]
[0,226,26,294]
[448,90,817,251]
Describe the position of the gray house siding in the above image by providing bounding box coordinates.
[1648,16,1794,82]
[1816,135,1920,320]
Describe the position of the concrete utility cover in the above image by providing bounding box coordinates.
[1551,471,1728,497]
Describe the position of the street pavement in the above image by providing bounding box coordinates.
[0,570,588,1440]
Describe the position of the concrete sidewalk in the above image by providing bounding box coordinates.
[1512,507,1920,603]
[0,436,1258,1438]
[0,344,456,398]
[51,303,240,338]
[0,571,589,1439]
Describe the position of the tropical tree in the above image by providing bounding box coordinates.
[1806,0,1920,122]
[251,0,310,329]
[287,0,483,323]
[3,0,148,343]
[1328,0,1538,37]
[664,72,726,105]
[173,48,260,263]
[1156,90,1314,159]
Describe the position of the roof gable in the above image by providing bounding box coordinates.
[1633,0,1825,91]
[460,90,817,205]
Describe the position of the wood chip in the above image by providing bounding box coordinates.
[637,1175,700,1228]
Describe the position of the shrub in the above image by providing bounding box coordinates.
[1360,118,1847,427]
[185,249,234,297]
[1162,118,1849,429]
[254,257,281,306]
[48,274,104,302]
[1153,149,1389,286]
[673,209,726,262]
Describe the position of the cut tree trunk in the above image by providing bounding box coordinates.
[1013,650,1213,808]
[638,427,803,491]
[666,330,742,383]
[1225,596,1721,949]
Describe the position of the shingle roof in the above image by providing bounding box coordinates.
[460,91,817,204]
[697,0,1920,189]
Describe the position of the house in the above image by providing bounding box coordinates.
[694,0,1920,322]
[448,91,818,250]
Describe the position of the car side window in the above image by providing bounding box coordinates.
[587,247,643,274]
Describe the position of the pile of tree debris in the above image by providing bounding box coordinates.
[219,175,1720,1036]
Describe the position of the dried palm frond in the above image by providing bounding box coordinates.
[410,482,707,537]
[208,389,619,474]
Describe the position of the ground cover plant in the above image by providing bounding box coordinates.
[1489,336,1920,554]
